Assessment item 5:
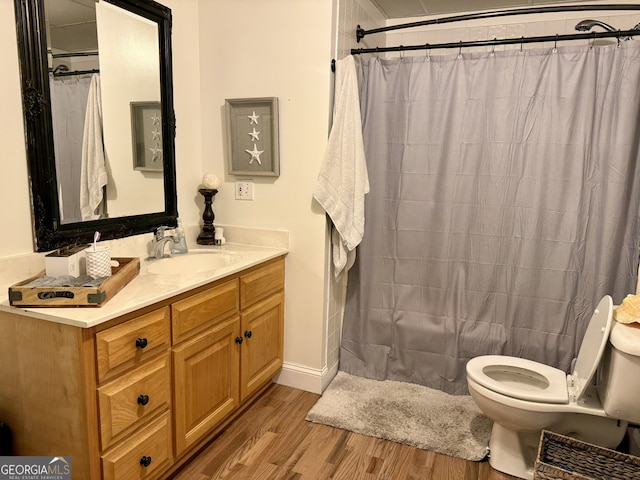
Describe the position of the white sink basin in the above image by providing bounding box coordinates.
[144,250,242,276]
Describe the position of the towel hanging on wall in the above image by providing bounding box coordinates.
[313,55,369,279]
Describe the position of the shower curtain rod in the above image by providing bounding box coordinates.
[52,68,99,77]
[356,4,640,42]
[350,28,640,55]
[51,51,99,58]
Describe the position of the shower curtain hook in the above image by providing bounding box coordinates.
[590,31,596,50]
[520,36,524,54]
[425,44,430,61]
[458,41,463,59]
[399,46,404,61]
[617,30,622,47]
[553,34,558,53]
[490,38,496,56]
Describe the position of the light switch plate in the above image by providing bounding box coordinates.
[235,181,254,200]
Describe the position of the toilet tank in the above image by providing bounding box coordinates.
[598,321,640,424]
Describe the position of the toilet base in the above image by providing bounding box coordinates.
[487,415,628,479]
[488,423,538,480]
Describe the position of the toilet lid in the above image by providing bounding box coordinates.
[570,295,613,401]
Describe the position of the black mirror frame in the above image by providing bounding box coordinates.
[14,0,177,252]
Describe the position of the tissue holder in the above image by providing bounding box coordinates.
[45,245,88,277]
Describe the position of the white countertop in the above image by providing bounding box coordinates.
[0,226,289,328]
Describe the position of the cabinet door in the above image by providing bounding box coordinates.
[172,316,240,455]
[240,292,284,401]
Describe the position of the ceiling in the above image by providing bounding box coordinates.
[45,0,96,52]
[370,0,590,18]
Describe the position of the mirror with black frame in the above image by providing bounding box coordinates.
[14,0,177,252]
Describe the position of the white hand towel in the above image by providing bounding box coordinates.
[80,74,108,221]
[313,56,369,279]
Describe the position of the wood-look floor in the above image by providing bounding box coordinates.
[171,383,518,480]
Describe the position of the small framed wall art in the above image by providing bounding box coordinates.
[225,97,280,176]
[131,101,163,172]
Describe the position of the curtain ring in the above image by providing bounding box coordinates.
[552,34,558,53]
[458,40,463,59]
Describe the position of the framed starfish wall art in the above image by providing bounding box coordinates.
[225,97,280,176]
[131,101,163,172]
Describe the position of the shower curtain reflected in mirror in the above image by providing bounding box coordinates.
[341,43,640,395]
[50,74,92,224]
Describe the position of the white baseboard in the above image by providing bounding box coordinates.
[275,361,339,394]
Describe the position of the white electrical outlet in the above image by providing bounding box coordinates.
[235,181,254,200]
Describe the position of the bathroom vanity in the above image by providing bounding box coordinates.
[0,242,286,480]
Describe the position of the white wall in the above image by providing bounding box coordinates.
[383,0,640,56]
[196,0,333,391]
[1,0,35,256]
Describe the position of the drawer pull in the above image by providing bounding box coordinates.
[244,330,252,339]
[140,455,152,467]
[137,394,150,406]
[235,336,243,344]
[135,337,148,349]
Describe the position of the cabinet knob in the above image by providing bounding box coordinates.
[235,336,243,344]
[135,337,148,349]
[137,394,150,406]
[244,330,252,339]
[140,455,152,467]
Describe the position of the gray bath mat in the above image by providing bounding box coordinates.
[305,371,492,461]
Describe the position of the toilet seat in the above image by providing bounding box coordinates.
[467,355,569,404]
[467,295,613,406]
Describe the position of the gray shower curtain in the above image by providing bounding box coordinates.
[50,75,92,224]
[340,42,640,395]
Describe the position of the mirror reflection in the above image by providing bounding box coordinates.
[15,0,177,252]
[46,0,164,225]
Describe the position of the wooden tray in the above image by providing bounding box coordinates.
[8,257,140,308]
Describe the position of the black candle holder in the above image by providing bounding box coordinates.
[197,188,218,245]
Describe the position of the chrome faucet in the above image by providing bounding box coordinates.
[151,226,177,259]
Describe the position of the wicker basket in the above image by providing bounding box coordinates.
[533,430,640,480]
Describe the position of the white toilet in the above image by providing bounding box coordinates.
[466,295,640,479]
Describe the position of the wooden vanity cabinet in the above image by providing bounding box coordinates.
[171,258,285,455]
[0,256,285,480]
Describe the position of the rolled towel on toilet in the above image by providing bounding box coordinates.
[614,294,640,324]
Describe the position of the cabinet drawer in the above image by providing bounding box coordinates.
[96,307,171,383]
[98,354,171,450]
[240,259,284,309]
[101,411,173,480]
[171,279,238,343]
